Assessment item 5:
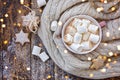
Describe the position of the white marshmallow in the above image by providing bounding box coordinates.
[65,26,77,36]
[88,24,98,33]
[77,25,88,34]
[51,21,58,31]
[73,33,82,43]
[70,43,83,51]
[72,18,82,28]
[64,34,73,45]
[81,41,92,50]
[89,34,100,44]
[39,52,49,62]
[82,19,91,25]
[37,0,46,8]
[32,46,42,56]
[83,32,90,41]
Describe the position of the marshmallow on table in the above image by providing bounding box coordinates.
[39,51,49,62]
[77,24,88,34]
[65,26,77,36]
[83,32,90,41]
[70,43,83,51]
[88,24,98,33]
[51,21,58,31]
[73,32,82,43]
[89,34,100,44]
[37,0,46,8]
[64,34,73,45]
[32,46,42,56]
[81,41,92,50]
[72,18,82,28]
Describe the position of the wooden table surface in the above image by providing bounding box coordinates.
[0,0,120,80]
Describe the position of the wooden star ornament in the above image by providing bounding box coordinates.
[15,30,30,45]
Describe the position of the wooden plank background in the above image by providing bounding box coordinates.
[0,0,120,80]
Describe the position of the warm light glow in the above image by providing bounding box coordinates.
[0,18,4,22]
[18,10,22,14]
[104,43,108,46]
[64,49,68,53]
[108,58,111,62]
[96,7,104,12]
[114,53,118,57]
[117,45,120,51]
[113,61,117,64]
[4,40,8,44]
[100,68,106,73]
[17,23,21,27]
[39,9,43,13]
[58,21,62,26]
[27,67,30,71]
[89,73,94,77]
[56,45,59,48]
[65,75,69,79]
[103,56,107,60]
[5,14,9,17]
[47,75,52,79]
[108,52,113,56]
[111,7,116,11]
[88,57,92,61]
[106,32,110,37]
[3,2,6,5]
[2,24,6,28]
[104,0,107,3]
[118,27,120,31]
[20,0,24,4]
[82,0,86,2]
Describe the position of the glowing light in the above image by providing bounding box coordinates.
[27,67,30,71]
[106,32,110,37]
[82,0,86,2]
[4,40,8,44]
[118,27,120,31]
[64,50,68,53]
[89,73,94,77]
[65,75,69,79]
[108,52,113,56]
[39,43,42,47]
[103,56,107,60]
[39,9,43,13]
[17,23,21,27]
[20,0,24,4]
[47,75,52,79]
[100,68,106,73]
[88,57,92,61]
[104,0,107,3]
[117,45,120,51]
[106,63,110,67]
[5,14,9,17]
[0,18,4,22]
[113,61,117,64]
[111,7,116,11]
[56,45,59,48]
[96,7,104,12]
[3,2,6,5]
[114,53,118,57]
[2,24,6,28]
[104,43,107,46]
[18,10,22,14]
[58,21,62,26]
[108,58,111,62]
[5,66,8,70]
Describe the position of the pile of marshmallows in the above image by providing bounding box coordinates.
[64,18,100,52]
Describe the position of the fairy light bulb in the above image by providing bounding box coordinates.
[100,68,106,73]
[58,21,62,26]
[17,23,21,27]
[2,24,6,28]
[106,32,110,37]
[0,18,4,22]
[104,43,107,46]
[88,57,92,61]
[108,58,111,62]
[113,61,117,64]
[4,40,8,44]
[111,7,116,11]
[65,75,69,79]
[64,50,68,53]
[118,27,120,31]
[5,14,8,17]
[96,7,104,12]
[27,67,30,71]
[20,0,24,4]
[89,73,94,77]
[47,75,52,79]
[5,66,8,70]
[18,10,22,14]
[117,45,120,51]
[104,0,107,3]
[3,2,6,5]
[108,52,113,56]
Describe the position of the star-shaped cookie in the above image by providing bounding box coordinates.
[15,30,30,45]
